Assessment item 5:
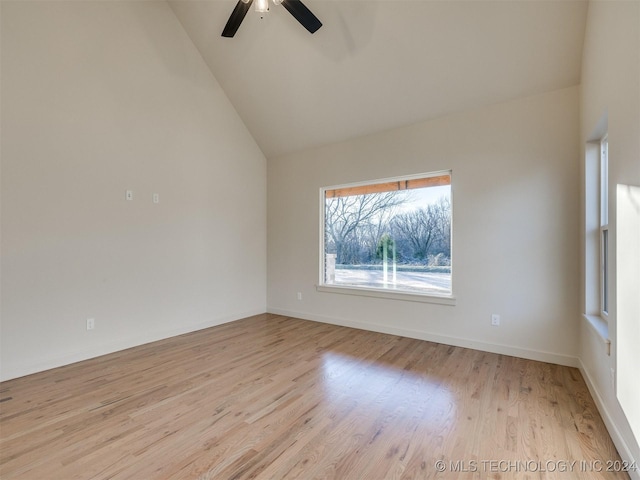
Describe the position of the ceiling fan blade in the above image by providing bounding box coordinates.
[222,0,253,38]
[281,0,322,34]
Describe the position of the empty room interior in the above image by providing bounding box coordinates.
[1,0,639,478]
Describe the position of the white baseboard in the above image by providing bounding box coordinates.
[0,308,265,382]
[267,308,579,367]
[578,359,640,480]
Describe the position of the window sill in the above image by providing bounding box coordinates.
[583,314,611,356]
[316,284,456,306]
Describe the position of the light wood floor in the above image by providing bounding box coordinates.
[0,314,629,479]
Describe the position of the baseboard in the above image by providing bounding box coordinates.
[267,307,579,368]
[578,359,640,480]
[0,308,266,382]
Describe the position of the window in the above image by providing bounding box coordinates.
[320,171,452,300]
[600,136,609,317]
[583,123,610,350]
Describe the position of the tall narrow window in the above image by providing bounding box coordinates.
[600,136,609,317]
[321,171,452,298]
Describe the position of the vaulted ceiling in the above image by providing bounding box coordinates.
[169,0,588,159]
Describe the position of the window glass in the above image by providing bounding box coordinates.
[322,172,452,296]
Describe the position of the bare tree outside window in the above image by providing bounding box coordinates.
[324,192,404,265]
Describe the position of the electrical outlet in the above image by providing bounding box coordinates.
[153,193,160,204]
[126,190,133,201]
[491,314,500,326]
[297,292,302,301]
[86,318,95,330]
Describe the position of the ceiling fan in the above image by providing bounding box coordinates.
[222,0,322,38]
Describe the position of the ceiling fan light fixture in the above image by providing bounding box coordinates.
[255,0,269,14]
[222,0,322,37]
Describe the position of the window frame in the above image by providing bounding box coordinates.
[582,124,610,353]
[599,135,609,319]
[317,170,455,305]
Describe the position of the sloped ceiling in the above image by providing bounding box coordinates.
[169,0,588,158]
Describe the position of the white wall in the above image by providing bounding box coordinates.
[579,0,640,472]
[268,87,580,366]
[0,1,267,381]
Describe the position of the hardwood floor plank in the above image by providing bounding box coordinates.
[0,314,630,479]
